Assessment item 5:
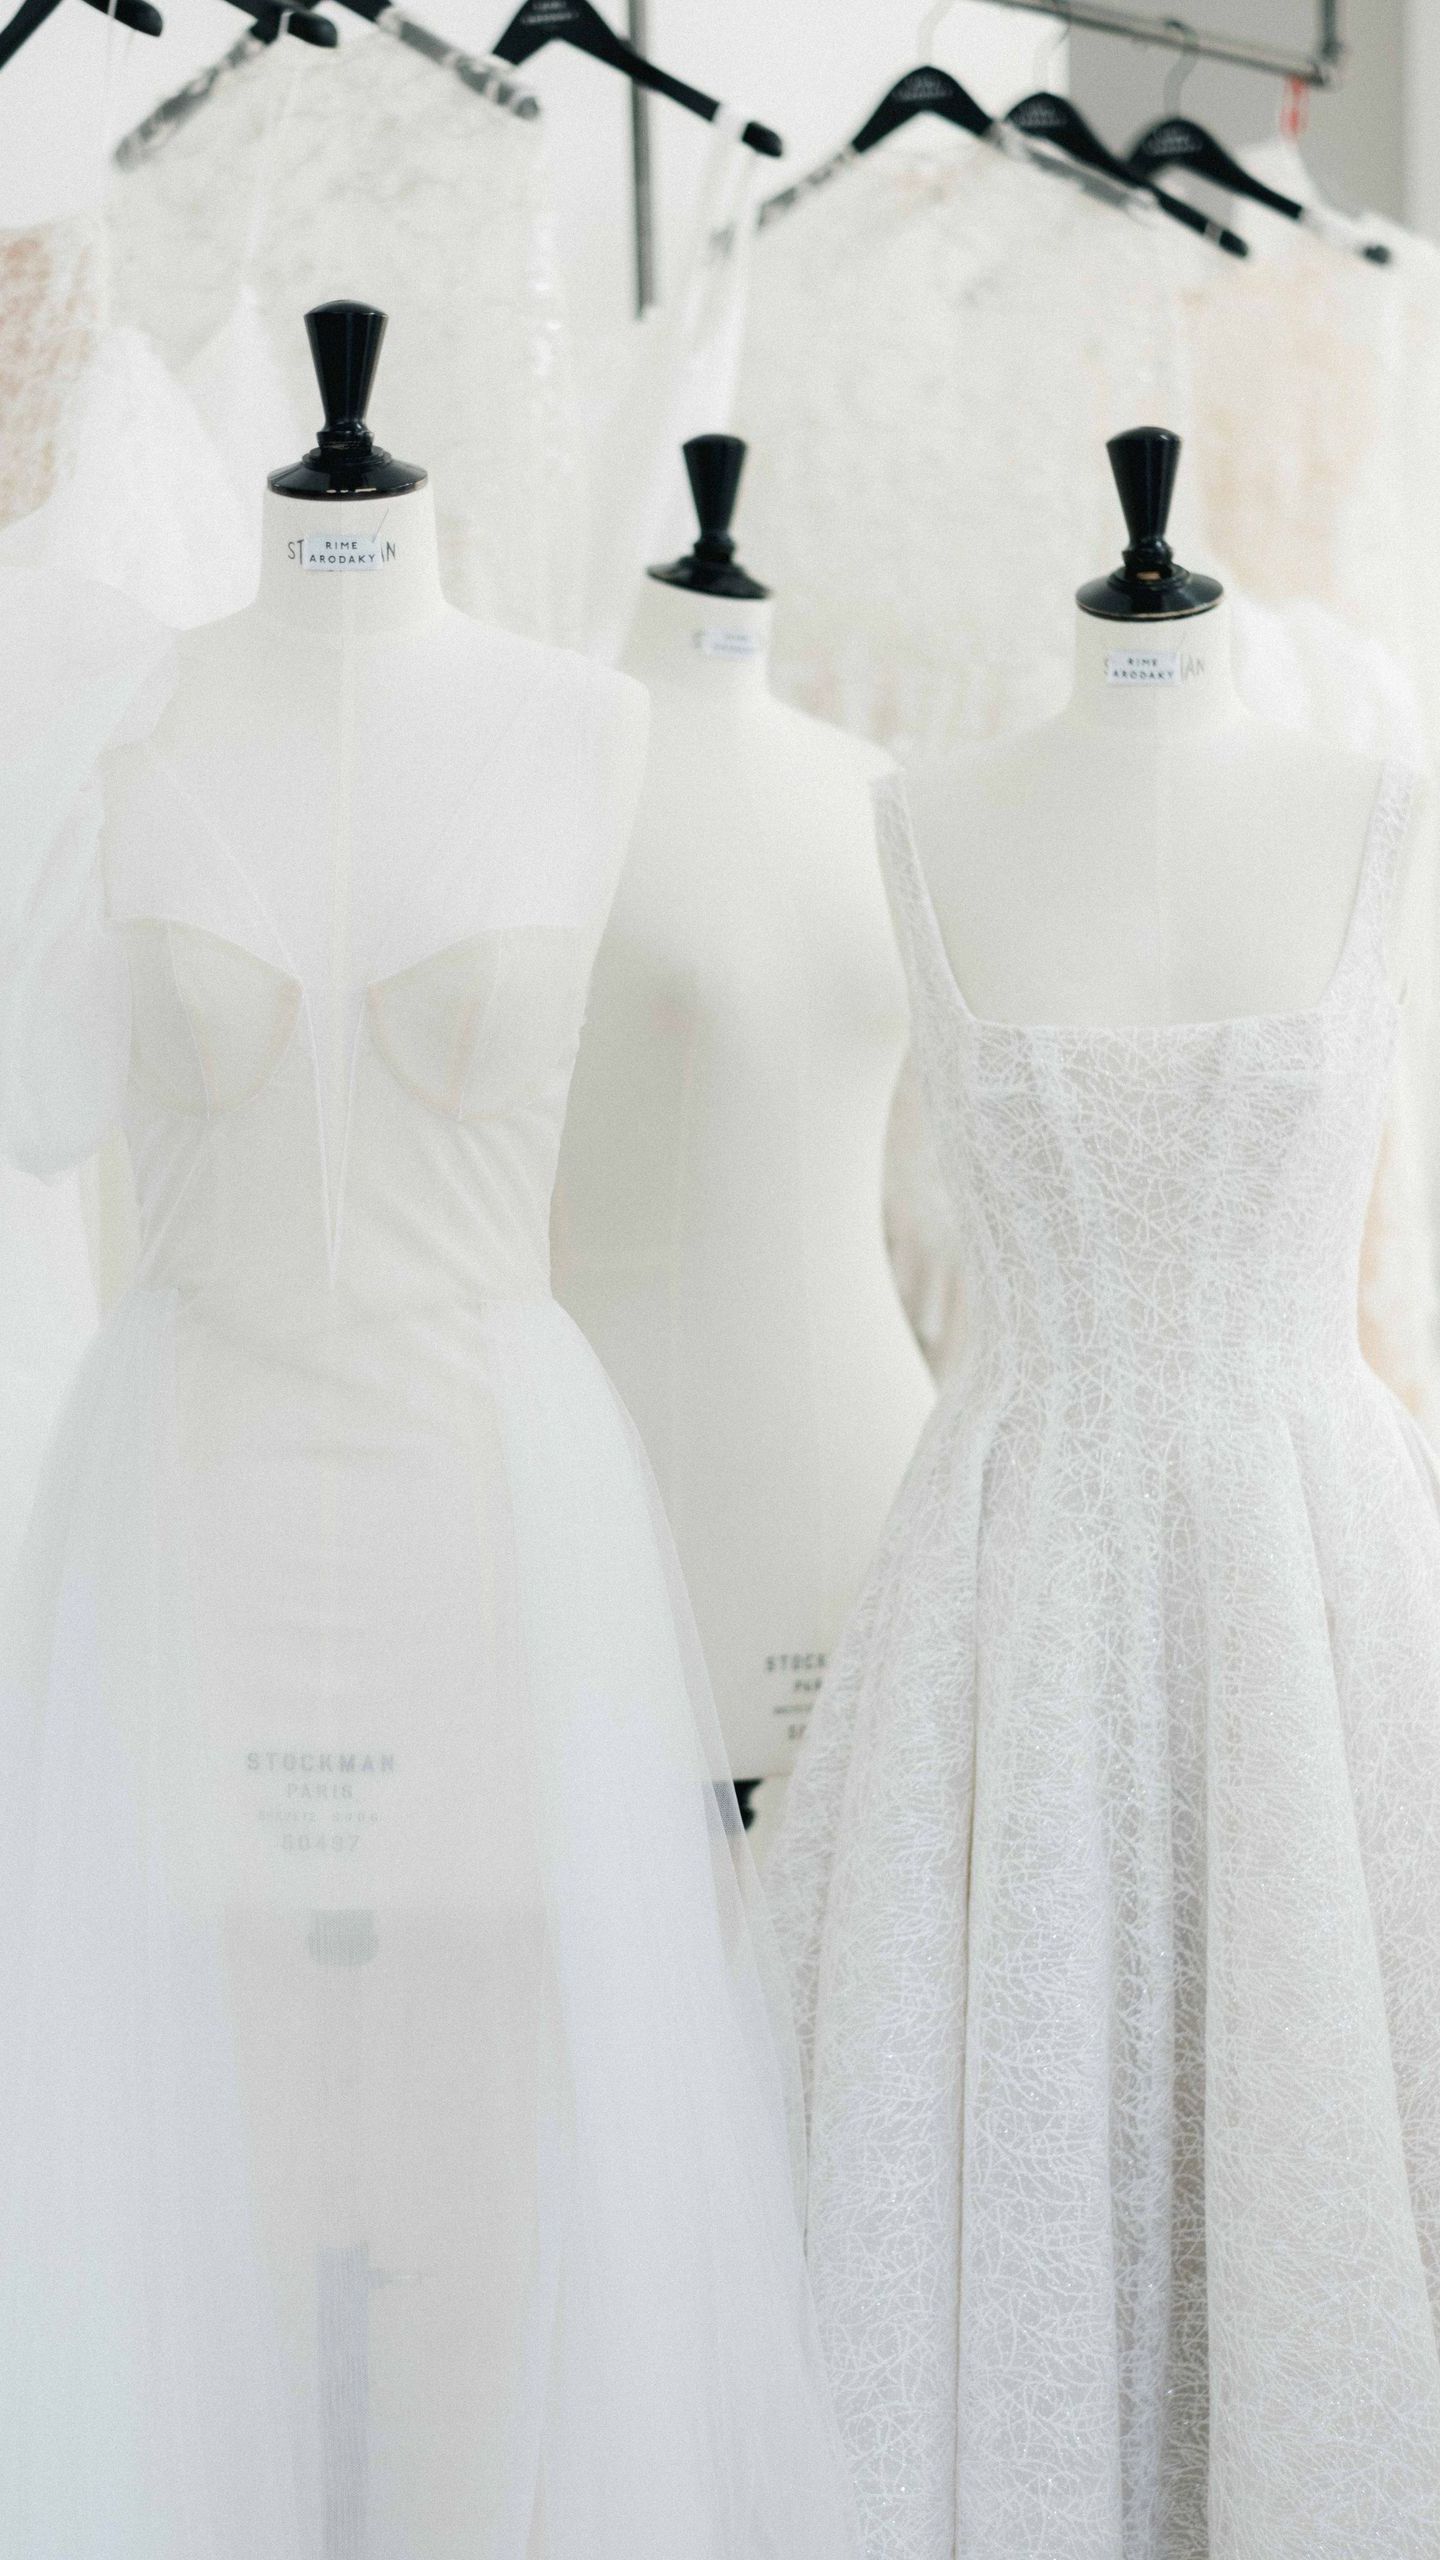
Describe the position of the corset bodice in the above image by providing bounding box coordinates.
[120,913,591,1330]
[81,630,642,1345]
[876,766,1415,1410]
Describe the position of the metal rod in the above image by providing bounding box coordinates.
[978,0,1344,88]
[626,0,658,314]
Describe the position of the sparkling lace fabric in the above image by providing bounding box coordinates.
[733,136,1201,762]
[768,766,1440,2558]
[730,134,1440,1425]
[107,29,585,643]
[0,214,105,535]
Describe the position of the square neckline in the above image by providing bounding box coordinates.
[890,757,1413,1043]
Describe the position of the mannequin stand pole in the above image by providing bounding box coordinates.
[308,1909,378,2560]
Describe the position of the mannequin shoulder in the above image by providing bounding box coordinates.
[764,697,894,783]
[902,734,1033,851]
[480,626,649,752]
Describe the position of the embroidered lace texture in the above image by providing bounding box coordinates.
[107,30,584,643]
[0,215,105,534]
[732,140,1201,762]
[768,768,1440,2559]
[730,137,1440,1426]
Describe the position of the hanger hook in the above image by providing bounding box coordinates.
[1162,17,1201,114]
[916,0,955,56]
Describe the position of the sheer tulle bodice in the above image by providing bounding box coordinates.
[0,604,859,2560]
[108,750,592,1318]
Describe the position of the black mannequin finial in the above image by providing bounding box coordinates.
[268,300,426,501]
[648,433,771,599]
[1076,425,1221,622]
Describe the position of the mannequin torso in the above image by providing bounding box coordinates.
[553,575,932,1781]
[148,483,645,860]
[908,597,1418,1027]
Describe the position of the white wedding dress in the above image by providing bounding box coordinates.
[733,132,1202,761]
[0,582,857,2560]
[0,213,259,1595]
[769,770,1440,2558]
[729,129,1440,1429]
[106,28,585,646]
[105,24,757,659]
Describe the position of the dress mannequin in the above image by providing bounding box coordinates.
[71,304,679,2559]
[907,427,1422,1030]
[553,439,932,1786]
[764,434,1440,2559]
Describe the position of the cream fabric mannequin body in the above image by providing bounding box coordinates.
[0,475,866,2556]
[907,597,1420,1037]
[553,574,931,1781]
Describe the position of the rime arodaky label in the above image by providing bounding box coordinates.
[693,625,765,660]
[295,531,398,573]
[1105,647,1181,688]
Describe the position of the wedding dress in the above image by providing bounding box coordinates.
[768,767,1440,2558]
[0,579,858,2560]
[728,130,1440,1426]
[105,26,756,658]
[732,132,1202,760]
[0,210,259,1593]
[106,27,585,645]
[1173,139,1440,761]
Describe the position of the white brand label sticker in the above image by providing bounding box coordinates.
[693,625,765,660]
[300,531,391,573]
[1106,647,1180,687]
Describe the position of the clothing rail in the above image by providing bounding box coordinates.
[976,0,1344,89]
[626,0,657,313]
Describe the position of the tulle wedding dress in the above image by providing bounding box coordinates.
[768,770,1440,2559]
[0,575,858,2560]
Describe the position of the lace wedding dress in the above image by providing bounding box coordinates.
[0,584,857,2560]
[732,134,1202,761]
[105,26,756,658]
[106,28,585,645]
[768,770,1440,2559]
[0,213,260,1595]
[729,131,1440,1428]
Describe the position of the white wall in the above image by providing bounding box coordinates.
[1069,0,1406,225]
[1404,0,1440,240]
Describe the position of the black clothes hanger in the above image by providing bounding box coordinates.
[491,0,782,158]
[0,0,161,74]
[849,62,993,155]
[1006,88,1248,258]
[224,0,335,42]
[1126,114,1391,265]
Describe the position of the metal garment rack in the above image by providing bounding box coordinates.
[619,5,1344,317]
[626,0,657,313]
[975,0,1344,88]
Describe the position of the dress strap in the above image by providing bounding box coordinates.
[871,769,962,1025]
[1330,758,1419,1005]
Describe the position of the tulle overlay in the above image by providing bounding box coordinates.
[0,591,857,2558]
[0,1286,851,2559]
[767,771,1440,2558]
